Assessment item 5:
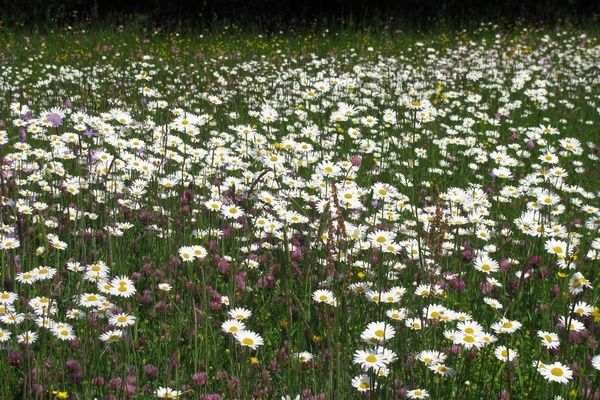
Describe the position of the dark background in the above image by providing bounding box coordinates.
[0,0,598,30]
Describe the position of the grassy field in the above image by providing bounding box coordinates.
[0,20,599,399]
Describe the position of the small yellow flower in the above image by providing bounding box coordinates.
[250,357,260,365]
[52,391,68,399]
[280,320,288,329]
[592,307,600,323]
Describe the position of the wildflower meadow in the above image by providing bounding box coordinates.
[0,21,599,400]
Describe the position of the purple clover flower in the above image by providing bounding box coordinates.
[83,128,95,138]
[46,112,63,127]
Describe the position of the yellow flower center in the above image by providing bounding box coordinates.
[365,355,377,363]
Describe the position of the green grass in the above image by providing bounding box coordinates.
[0,19,598,400]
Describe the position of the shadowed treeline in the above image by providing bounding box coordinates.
[1,0,598,30]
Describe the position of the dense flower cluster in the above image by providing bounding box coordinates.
[0,22,598,399]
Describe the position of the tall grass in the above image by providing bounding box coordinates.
[0,20,598,400]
